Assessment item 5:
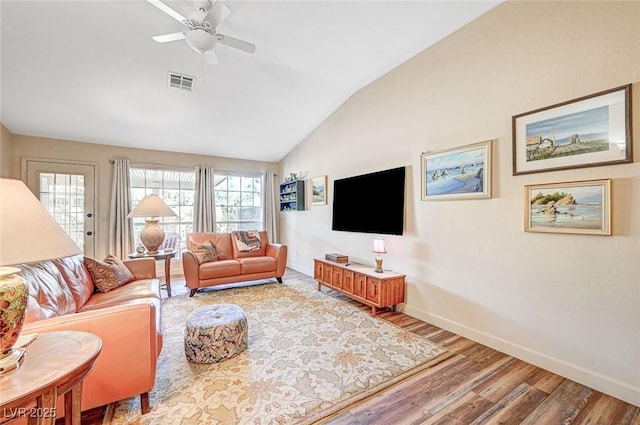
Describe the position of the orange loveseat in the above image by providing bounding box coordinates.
[18,254,162,415]
[183,231,287,296]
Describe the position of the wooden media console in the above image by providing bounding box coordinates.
[313,258,405,315]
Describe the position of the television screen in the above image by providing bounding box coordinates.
[332,166,405,235]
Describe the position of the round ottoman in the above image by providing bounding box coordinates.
[184,303,248,364]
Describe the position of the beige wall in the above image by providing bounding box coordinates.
[7,133,278,259]
[280,1,640,405]
[0,123,13,177]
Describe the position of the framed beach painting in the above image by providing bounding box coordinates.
[311,175,327,205]
[421,140,492,200]
[524,179,611,235]
[512,84,632,175]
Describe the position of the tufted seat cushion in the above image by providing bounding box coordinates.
[184,304,248,364]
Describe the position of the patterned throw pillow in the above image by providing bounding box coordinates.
[232,230,262,252]
[84,255,135,293]
[188,240,223,264]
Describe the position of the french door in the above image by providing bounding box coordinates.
[25,160,96,257]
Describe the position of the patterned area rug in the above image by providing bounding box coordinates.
[104,279,450,425]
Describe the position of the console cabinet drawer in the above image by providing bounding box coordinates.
[332,267,343,289]
[353,273,366,298]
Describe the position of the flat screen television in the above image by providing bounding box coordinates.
[332,166,405,235]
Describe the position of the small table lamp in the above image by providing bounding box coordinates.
[0,179,81,369]
[372,238,387,273]
[127,194,177,254]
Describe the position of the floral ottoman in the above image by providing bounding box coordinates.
[184,303,248,363]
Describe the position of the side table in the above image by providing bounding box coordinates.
[0,330,102,425]
[128,251,176,297]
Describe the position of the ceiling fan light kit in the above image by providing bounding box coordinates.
[147,0,255,61]
[186,28,216,54]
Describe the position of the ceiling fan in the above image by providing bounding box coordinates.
[147,0,255,64]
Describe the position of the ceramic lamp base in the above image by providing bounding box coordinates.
[140,219,165,254]
[0,267,29,362]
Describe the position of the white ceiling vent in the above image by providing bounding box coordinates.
[168,72,195,91]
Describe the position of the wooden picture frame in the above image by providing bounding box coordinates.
[311,175,327,205]
[512,85,632,175]
[421,140,492,200]
[524,179,611,235]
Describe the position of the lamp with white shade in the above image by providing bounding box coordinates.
[127,194,177,254]
[372,237,387,273]
[0,178,81,369]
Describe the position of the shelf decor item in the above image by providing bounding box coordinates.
[524,179,611,236]
[0,178,81,371]
[372,238,387,273]
[512,84,632,175]
[127,194,177,253]
[311,175,327,205]
[421,140,492,200]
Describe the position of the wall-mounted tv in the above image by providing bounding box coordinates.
[332,166,405,235]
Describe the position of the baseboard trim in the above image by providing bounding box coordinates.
[403,305,640,407]
[287,262,313,277]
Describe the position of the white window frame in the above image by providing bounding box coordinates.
[214,172,263,233]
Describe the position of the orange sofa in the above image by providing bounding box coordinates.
[183,231,287,296]
[18,254,162,415]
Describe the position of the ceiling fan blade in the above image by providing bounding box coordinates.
[215,33,255,54]
[146,0,187,24]
[205,49,219,65]
[210,2,231,27]
[152,32,186,43]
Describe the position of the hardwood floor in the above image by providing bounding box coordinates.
[68,269,639,425]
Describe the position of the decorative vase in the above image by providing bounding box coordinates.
[0,266,29,360]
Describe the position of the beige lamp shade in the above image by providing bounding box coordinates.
[126,194,177,218]
[0,178,81,364]
[372,238,387,254]
[0,178,81,266]
[127,195,176,254]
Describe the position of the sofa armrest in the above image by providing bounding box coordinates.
[123,257,157,280]
[182,249,200,290]
[267,243,288,277]
[22,299,161,406]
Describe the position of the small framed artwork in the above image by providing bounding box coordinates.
[311,175,327,205]
[512,84,632,175]
[524,179,611,235]
[421,140,492,200]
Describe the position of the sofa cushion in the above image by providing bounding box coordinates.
[231,230,268,258]
[78,278,161,312]
[199,260,242,280]
[53,254,94,309]
[84,255,135,293]
[238,257,276,274]
[21,261,77,323]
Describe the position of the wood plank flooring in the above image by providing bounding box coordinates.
[65,268,639,425]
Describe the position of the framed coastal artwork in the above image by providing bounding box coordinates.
[421,140,492,200]
[311,175,327,205]
[512,84,632,175]
[524,179,611,235]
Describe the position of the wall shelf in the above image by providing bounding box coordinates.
[280,180,305,211]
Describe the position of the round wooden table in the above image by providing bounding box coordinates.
[0,331,102,425]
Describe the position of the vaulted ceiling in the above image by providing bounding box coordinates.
[1,1,500,162]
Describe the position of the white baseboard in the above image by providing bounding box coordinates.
[286,261,313,277]
[404,305,640,407]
